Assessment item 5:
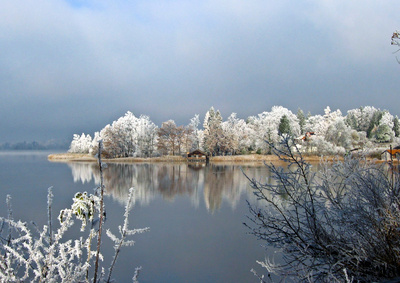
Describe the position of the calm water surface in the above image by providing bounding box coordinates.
[0,151,277,282]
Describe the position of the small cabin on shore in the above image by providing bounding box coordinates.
[187,150,208,162]
[382,146,400,160]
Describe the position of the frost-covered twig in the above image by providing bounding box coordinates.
[132,266,142,283]
[392,30,400,63]
[94,140,105,283]
[6,195,12,246]
[48,187,54,245]
[106,187,150,282]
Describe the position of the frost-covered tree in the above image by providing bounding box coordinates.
[136,115,158,157]
[366,110,395,143]
[278,115,291,135]
[221,113,239,155]
[89,131,101,155]
[157,120,179,155]
[180,125,195,154]
[303,107,356,154]
[314,106,343,137]
[187,114,201,151]
[89,112,158,158]
[374,124,393,143]
[366,110,384,138]
[69,133,92,153]
[203,107,224,155]
[304,114,321,134]
[249,106,300,154]
[377,112,395,142]
[346,106,378,133]
[221,113,252,154]
[99,124,118,158]
[97,112,138,158]
[393,116,400,137]
[174,125,187,156]
[297,108,306,134]
[156,120,194,156]
[324,119,353,150]
[114,111,138,157]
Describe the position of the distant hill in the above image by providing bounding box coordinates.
[0,140,69,151]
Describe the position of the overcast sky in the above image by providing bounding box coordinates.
[1,0,399,142]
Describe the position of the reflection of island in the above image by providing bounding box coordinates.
[67,162,271,212]
[68,162,99,184]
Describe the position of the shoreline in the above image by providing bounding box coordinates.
[47,152,347,164]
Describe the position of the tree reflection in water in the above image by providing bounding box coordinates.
[67,162,268,212]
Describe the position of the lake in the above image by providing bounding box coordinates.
[0,151,276,282]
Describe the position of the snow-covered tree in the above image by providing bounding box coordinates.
[249,106,300,154]
[68,133,92,153]
[90,112,158,158]
[89,131,101,155]
[297,108,306,134]
[346,106,378,133]
[221,113,252,154]
[313,106,344,137]
[366,110,384,139]
[136,115,158,157]
[365,110,395,143]
[203,107,224,155]
[324,119,353,150]
[100,124,118,158]
[187,114,201,151]
[221,113,240,155]
[393,116,400,137]
[157,120,180,155]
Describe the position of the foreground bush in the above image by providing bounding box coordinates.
[0,187,148,282]
[245,137,400,282]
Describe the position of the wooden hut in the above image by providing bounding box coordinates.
[187,149,208,162]
[382,145,400,159]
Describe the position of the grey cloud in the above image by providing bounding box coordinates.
[0,0,399,142]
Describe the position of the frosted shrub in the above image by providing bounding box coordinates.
[59,191,100,232]
[245,136,400,282]
[0,187,148,282]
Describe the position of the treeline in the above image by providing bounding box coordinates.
[0,140,69,151]
[69,106,400,158]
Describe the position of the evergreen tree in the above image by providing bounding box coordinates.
[345,113,358,130]
[393,116,400,137]
[367,110,383,138]
[375,124,392,143]
[296,109,306,134]
[188,114,201,151]
[202,107,215,154]
[278,115,291,135]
